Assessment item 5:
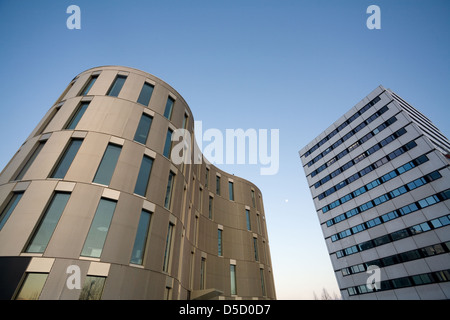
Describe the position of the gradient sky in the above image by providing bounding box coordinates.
[0,0,449,299]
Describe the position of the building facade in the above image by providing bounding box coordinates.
[0,66,276,300]
[299,85,450,299]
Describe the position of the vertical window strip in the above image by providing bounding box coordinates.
[0,192,24,230]
[15,141,46,181]
[92,144,122,186]
[50,139,83,179]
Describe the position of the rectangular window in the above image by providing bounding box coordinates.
[200,257,206,290]
[164,96,175,120]
[205,168,209,188]
[25,192,71,253]
[253,237,259,261]
[81,198,117,258]
[66,102,89,130]
[15,141,46,181]
[107,75,127,97]
[182,113,189,129]
[50,139,83,179]
[137,82,154,106]
[216,176,221,195]
[14,273,48,300]
[260,268,266,296]
[0,192,24,231]
[134,155,154,197]
[164,171,175,209]
[251,190,256,207]
[208,196,213,219]
[245,209,251,231]
[163,128,173,158]
[80,75,98,96]
[130,210,152,265]
[228,182,234,201]
[163,223,174,272]
[79,276,106,300]
[218,229,223,256]
[133,113,153,144]
[93,144,122,186]
[230,264,237,295]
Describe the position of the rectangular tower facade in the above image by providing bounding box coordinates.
[299,86,450,300]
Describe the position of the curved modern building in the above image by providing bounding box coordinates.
[0,66,276,300]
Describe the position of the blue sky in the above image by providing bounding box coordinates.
[0,0,449,299]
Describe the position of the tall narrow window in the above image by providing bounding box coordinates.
[230,264,237,295]
[163,223,174,272]
[229,182,234,201]
[216,176,221,195]
[164,171,175,209]
[164,96,175,120]
[79,276,106,300]
[93,144,122,186]
[130,210,152,265]
[0,192,24,230]
[163,128,173,158]
[245,209,251,231]
[134,155,154,197]
[50,139,83,179]
[253,237,259,261]
[205,168,209,188]
[251,190,256,207]
[200,257,206,290]
[25,192,71,253]
[133,113,153,144]
[218,229,223,256]
[137,82,154,106]
[107,75,126,97]
[182,113,189,129]
[15,141,46,181]
[208,196,213,219]
[14,273,48,300]
[80,75,98,96]
[81,198,117,258]
[260,268,266,296]
[256,214,262,234]
[66,102,89,130]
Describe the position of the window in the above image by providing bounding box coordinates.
[163,223,174,272]
[218,229,223,256]
[230,264,237,295]
[228,181,234,201]
[164,171,175,209]
[163,128,173,158]
[93,144,122,186]
[79,276,106,300]
[107,75,126,97]
[25,192,71,253]
[14,273,48,300]
[205,168,209,188]
[251,190,256,207]
[134,155,154,197]
[50,139,83,179]
[260,269,266,296]
[133,113,153,144]
[245,209,251,231]
[216,175,221,195]
[130,210,152,265]
[182,113,189,129]
[81,198,117,258]
[253,237,259,261]
[15,141,46,180]
[200,257,206,290]
[164,96,175,120]
[66,102,89,130]
[208,196,213,219]
[80,75,98,96]
[137,82,154,106]
[0,192,23,230]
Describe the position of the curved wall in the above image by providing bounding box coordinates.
[0,66,275,300]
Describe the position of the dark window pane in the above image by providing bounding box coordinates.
[66,102,89,130]
[107,75,126,97]
[51,139,83,179]
[15,141,46,180]
[0,193,24,230]
[25,193,70,253]
[164,96,175,119]
[130,210,152,265]
[137,82,154,106]
[133,114,153,144]
[163,129,173,158]
[93,144,122,186]
[134,156,153,197]
[80,75,98,96]
[14,273,48,300]
[79,276,106,300]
